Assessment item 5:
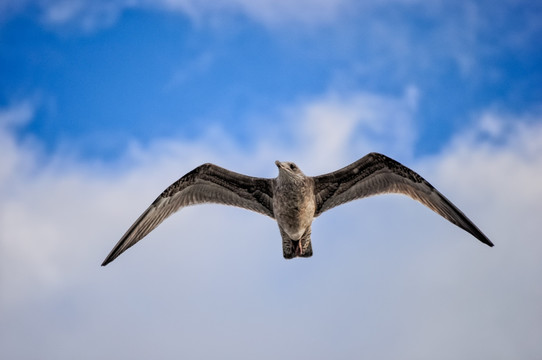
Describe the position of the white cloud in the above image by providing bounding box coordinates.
[3,0,539,87]
[1,0,350,28]
[0,101,37,187]
[283,87,419,173]
[4,0,536,38]
[139,0,351,27]
[1,97,541,359]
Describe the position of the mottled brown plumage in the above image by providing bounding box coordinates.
[102,152,493,266]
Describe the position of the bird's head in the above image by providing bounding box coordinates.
[275,160,305,181]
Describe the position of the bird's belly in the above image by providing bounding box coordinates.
[274,202,315,240]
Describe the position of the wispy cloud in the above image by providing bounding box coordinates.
[282,87,419,172]
[24,0,351,26]
[0,100,37,185]
[5,0,540,42]
[1,93,541,358]
[0,0,348,29]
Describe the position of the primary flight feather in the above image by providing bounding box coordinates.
[102,152,493,266]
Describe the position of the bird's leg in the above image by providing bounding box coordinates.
[297,240,303,256]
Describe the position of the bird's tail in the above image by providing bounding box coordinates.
[280,226,313,259]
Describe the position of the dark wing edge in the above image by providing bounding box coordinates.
[101,163,274,266]
[313,152,494,247]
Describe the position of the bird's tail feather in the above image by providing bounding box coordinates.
[280,226,313,259]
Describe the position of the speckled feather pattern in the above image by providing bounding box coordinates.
[102,152,493,266]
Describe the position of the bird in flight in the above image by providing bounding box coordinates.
[102,152,493,266]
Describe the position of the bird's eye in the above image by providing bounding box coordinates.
[289,164,297,170]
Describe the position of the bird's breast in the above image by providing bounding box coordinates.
[273,181,316,240]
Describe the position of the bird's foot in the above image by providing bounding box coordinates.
[295,240,303,257]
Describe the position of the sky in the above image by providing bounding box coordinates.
[1,0,542,359]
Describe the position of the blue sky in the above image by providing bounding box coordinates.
[3,0,540,159]
[1,1,542,359]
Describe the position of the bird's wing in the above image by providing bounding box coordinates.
[313,152,493,247]
[102,163,274,266]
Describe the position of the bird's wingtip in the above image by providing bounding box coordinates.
[101,253,116,267]
[478,233,494,247]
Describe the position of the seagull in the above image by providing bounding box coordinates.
[102,152,493,266]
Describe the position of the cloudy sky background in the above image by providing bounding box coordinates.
[1,1,541,359]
